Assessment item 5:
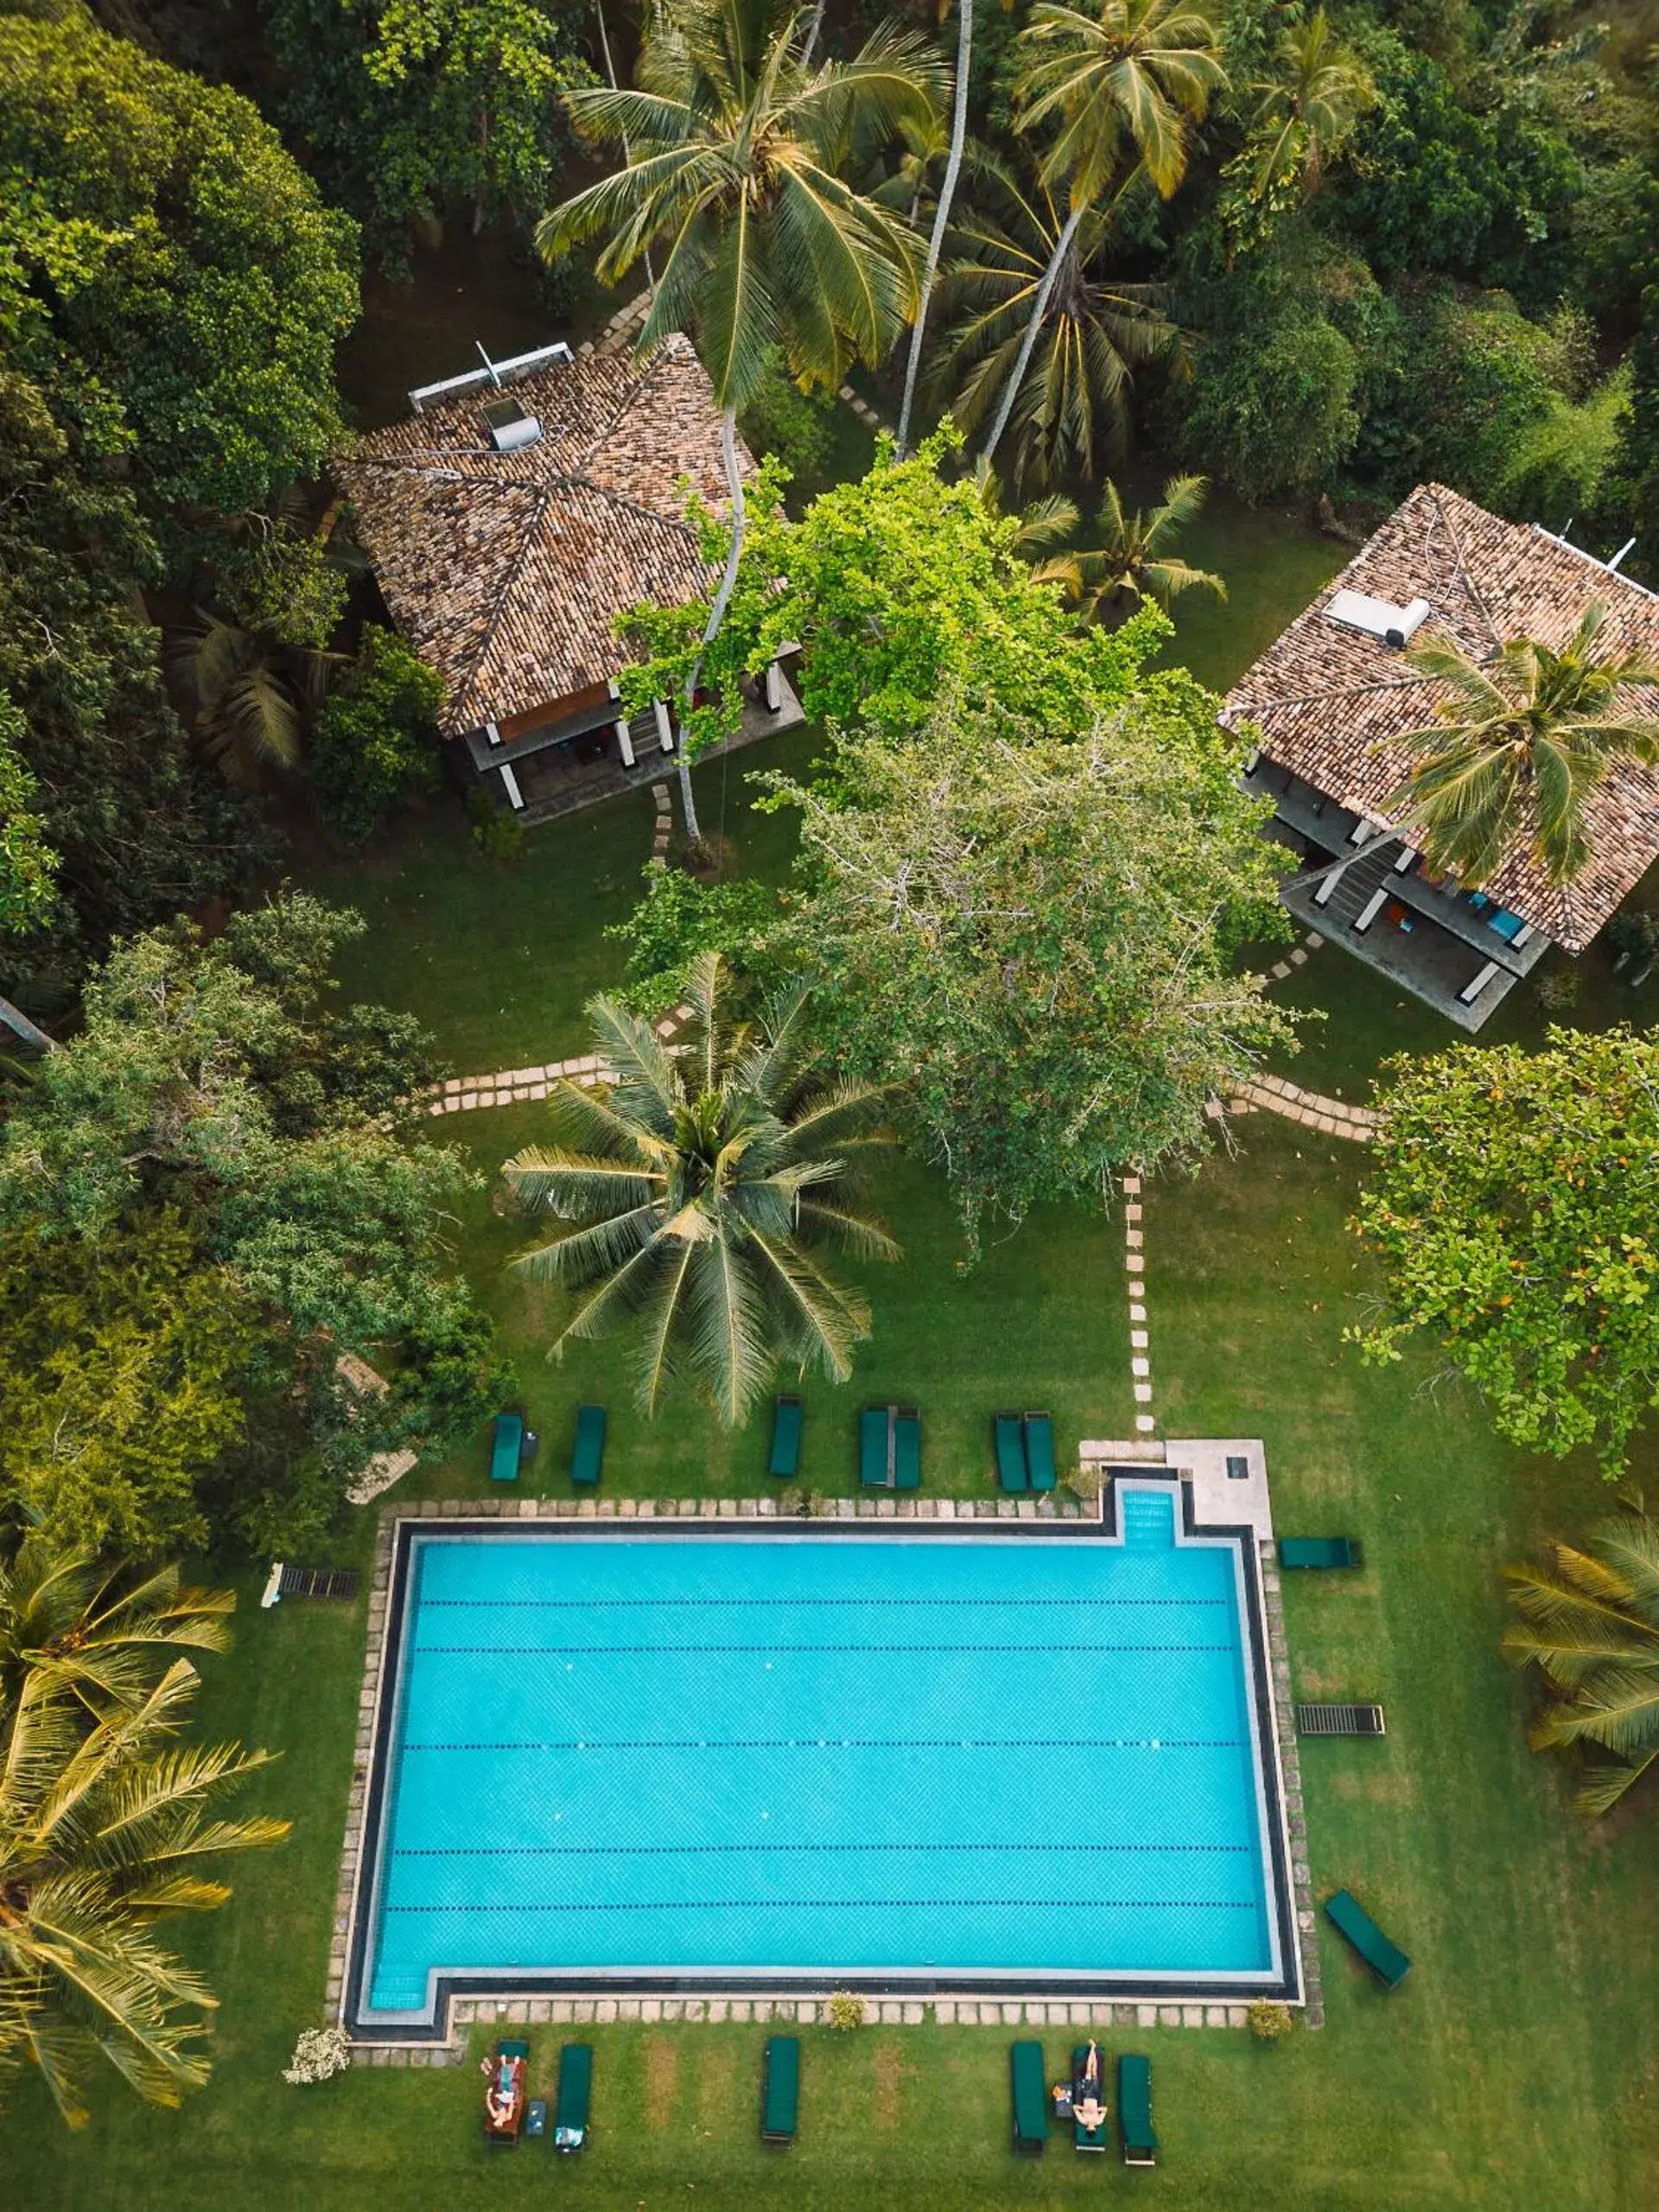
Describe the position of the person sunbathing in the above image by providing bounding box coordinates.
[1073,2041,1106,2128]
[482,2056,522,2129]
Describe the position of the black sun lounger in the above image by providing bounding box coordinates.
[1023,1412,1057,1492]
[1071,2045,1107,2153]
[995,1413,1027,1492]
[554,2041,592,2152]
[767,1395,803,1479]
[1325,1888,1411,1988]
[1010,2040,1049,2155]
[760,2035,798,2145]
[570,1404,607,1487]
[1278,1535,1363,1569]
[1118,2053,1158,2165]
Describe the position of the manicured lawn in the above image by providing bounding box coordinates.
[3,1116,1656,2210]
[297,723,822,1078]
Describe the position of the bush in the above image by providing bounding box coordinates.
[606,861,782,1012]
[283,2024,352,2084]
[310,626,442,844]
[738,348,836,484]
[825,1991,868,2031]
[1247,2000,1294,2043]
[1535,965,1582,1011]
[467,785,525,862]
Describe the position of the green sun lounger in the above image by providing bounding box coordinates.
[893,1408,921,1491]
[995,1414,1027,1492]
[767,1395,803,1479]
[1024,1413,1057,1493]
[760,2035,799,2145]
[554,2042,592,2152]
[859,1406,891,1488]
[1071,2047,1106,2153]
[1325,1887,1412,1988]
[1278,1535,1363,1569]
[569,1404,606,1487]
[1010,2040,1049,2155]
[489,1412,523,1483]
[1118,2054,1157,2165]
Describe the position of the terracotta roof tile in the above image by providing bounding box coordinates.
[1220,484,1659,951]
[334,334,748,735]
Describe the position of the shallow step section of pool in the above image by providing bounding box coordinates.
[1120,1485,1176,1552]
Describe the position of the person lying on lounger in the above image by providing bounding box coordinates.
[1073,2042,1106,2129]
[481,2056,522,2129]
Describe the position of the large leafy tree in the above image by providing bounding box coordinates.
[1389,607,1659,888]
[503,954,897,1424]
[616,429,1164,753]
[0,8,359,514]
[1503,1503,1659,1817]
[265,0,590,264]
[0,1535,286,2126]
[980,0,1225,462]
[758,688,1295,1249]
[537,0,940,842]
[0,1213,259,1555]
[939,151,1176,487]
[1350,1027,1659,1474]
[0,895,511,1552]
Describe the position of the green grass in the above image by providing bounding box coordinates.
[4,1118,1656,2208]
[298,724,821,1077]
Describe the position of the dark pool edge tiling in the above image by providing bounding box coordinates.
[340,1485,1303,2044]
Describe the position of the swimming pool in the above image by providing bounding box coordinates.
[352,1483,1298,2029]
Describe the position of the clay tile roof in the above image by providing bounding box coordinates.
[1219,484,1659,952]
[334,334,749,736]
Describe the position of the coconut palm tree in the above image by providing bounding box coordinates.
[1244,9,1374,201]
[502,953,898,1425]
[895,0,976,458]
[537,0,942,847]
[1046,473,1225,615]
[979,0,1225,464]
[940,152,1176,486]
[167,613,336,787]
[0,1535,287,2126]
[1503,1503,1659,1817]
[1390,606,1659,888]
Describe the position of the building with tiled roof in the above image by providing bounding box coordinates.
[335,334,799,823]
[1220,484,1659,1028]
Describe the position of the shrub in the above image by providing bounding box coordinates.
[311,626,442,844]
[283,2024,352,2083]
[1247,2000,1294,2043]
[467,785,524,861]
[1535,966,1581,1011]
[738,347,836,484]
[605,861,782,1013]
[825,1990,868,2031]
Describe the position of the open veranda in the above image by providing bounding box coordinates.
[3,752,1657,2212]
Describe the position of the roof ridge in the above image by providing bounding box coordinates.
[1224,672,1440,715]
[448,486,553,728]
[568,341,672,480]
[1423,485,1502,650]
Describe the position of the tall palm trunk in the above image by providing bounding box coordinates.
[980,200,1084,466]
[896,0,973,458]
[678,406,747,849]
[0,995,55,1052]
[802,0,826,65]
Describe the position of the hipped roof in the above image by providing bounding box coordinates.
[334,334,748,736]
[1219,483,1659,951]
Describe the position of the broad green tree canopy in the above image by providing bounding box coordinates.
[1351,1026,1659,1473]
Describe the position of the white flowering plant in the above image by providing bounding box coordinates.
[283,2024,353,2084]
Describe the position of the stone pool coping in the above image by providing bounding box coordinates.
[327,1460,1316,2050]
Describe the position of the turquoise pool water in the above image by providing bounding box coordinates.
[364,1491,1281,2017]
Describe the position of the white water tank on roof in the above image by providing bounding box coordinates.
[1325,589,1433,647]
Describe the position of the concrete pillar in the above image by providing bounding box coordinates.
[1459,961,1500,1004]
[499,764,524,810]
[764,661,783,713]
[652,700,674,753]
[613,717,635,768]
[1352,887,1388,933]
